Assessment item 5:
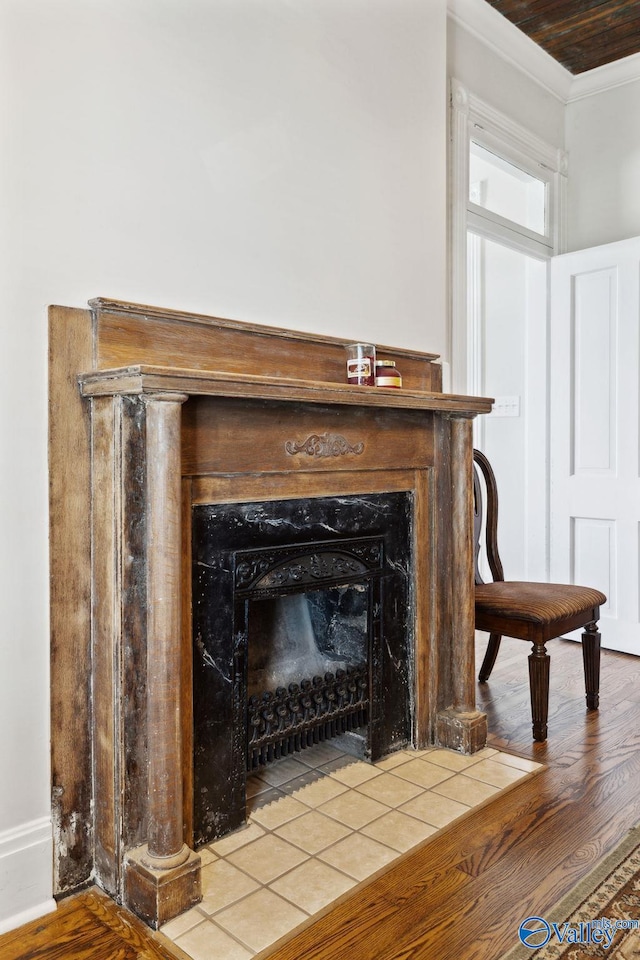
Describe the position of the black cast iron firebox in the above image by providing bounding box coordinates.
[191,493,413,847]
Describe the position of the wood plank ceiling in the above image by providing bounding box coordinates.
[483,1,640,74]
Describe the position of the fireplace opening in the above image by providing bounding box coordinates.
[238,537,383,770]
[192,493,413,847]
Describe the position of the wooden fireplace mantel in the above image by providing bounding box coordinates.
[49,298,493,929]
[79,361,492,412]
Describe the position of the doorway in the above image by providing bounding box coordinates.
[468,233,548,581]
[450,81,563,585]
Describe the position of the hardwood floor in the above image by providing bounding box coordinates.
[0,887,187,960]
[2,635,639,960]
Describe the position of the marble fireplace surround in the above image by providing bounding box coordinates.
[48,298,493,930]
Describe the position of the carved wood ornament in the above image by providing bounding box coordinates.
[285,432,365,457]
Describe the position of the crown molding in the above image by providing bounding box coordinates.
[568,51,640,102]
[447,0,640,104]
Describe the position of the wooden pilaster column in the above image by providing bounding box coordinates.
[145,393,189,865]
[436,415,487,753]
[125,392,202,928]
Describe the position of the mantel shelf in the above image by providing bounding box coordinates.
[79,363,494,416]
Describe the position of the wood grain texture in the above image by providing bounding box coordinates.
[0,888,188,960]
[90,396,121,895]
[144,395,188,863]
[181,396,435,477]
[79,365,488,415]
[48,305,93,894]
[484,0,640,73]
[180,478,194,848]
[190,467,422,506]
[90,297,442,393]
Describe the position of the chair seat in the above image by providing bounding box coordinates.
[475,580,606,628]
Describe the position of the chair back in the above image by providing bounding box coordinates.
[473,449,504,586]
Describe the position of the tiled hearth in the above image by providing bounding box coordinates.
[160,744,541,960]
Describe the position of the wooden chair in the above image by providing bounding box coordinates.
[473,448,605,742]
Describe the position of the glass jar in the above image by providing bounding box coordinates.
[375,359,402,388]
[345,342,376,386]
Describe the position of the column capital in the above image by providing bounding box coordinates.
[141,391,189,405]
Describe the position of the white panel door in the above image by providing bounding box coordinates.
[550,237,640,654]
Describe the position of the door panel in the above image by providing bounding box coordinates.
[550,238,640,654]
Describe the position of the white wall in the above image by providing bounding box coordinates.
[0,0,448,931]
[566,78,640,251]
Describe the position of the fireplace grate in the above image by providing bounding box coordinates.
[247,665,368,770]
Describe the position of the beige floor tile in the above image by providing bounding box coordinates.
[226,833,308,883]
[274,809,352,854]
[326,759,383,788]
[419,748,484,772]
[401,745,434,758]
[200,859,260,914]
[197,846,217,866]
[207,821,266,858]
[355,771,424,807]
[248,793,309,830]
[277,768,325,797]
[399,790,470,828]
[254,756,310,786]
[270,858,357,914]
[390,757,454,789]
[287,773,349,808]
[491,752,543,773]
[318,789,390,829]
[318,832,398,881]
[463,758,529,788]
[246,787,285,815]
[175,918,253,960]
[431,772,500,806]
[373,750,416,771]
[160,905,207,939]
[215,887,308,954]
[360,809,438,852]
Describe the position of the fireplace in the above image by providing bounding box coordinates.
[48,298,492,928]
[191,493,412,845]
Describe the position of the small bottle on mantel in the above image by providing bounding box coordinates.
[375,359,402,388]
[345,342,376,386]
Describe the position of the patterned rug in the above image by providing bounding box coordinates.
[505,826,640,959]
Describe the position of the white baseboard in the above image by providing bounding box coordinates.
[0,817,57,934]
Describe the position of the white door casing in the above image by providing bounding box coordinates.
[550,236,640,655]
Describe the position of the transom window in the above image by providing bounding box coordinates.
[469,140,547,238]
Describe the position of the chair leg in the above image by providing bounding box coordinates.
[528,641,550,742]
[582,621,601,711]
[478,634,502,682]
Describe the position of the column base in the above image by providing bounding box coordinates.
[436,707,487,754]
[124,844,202,929]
